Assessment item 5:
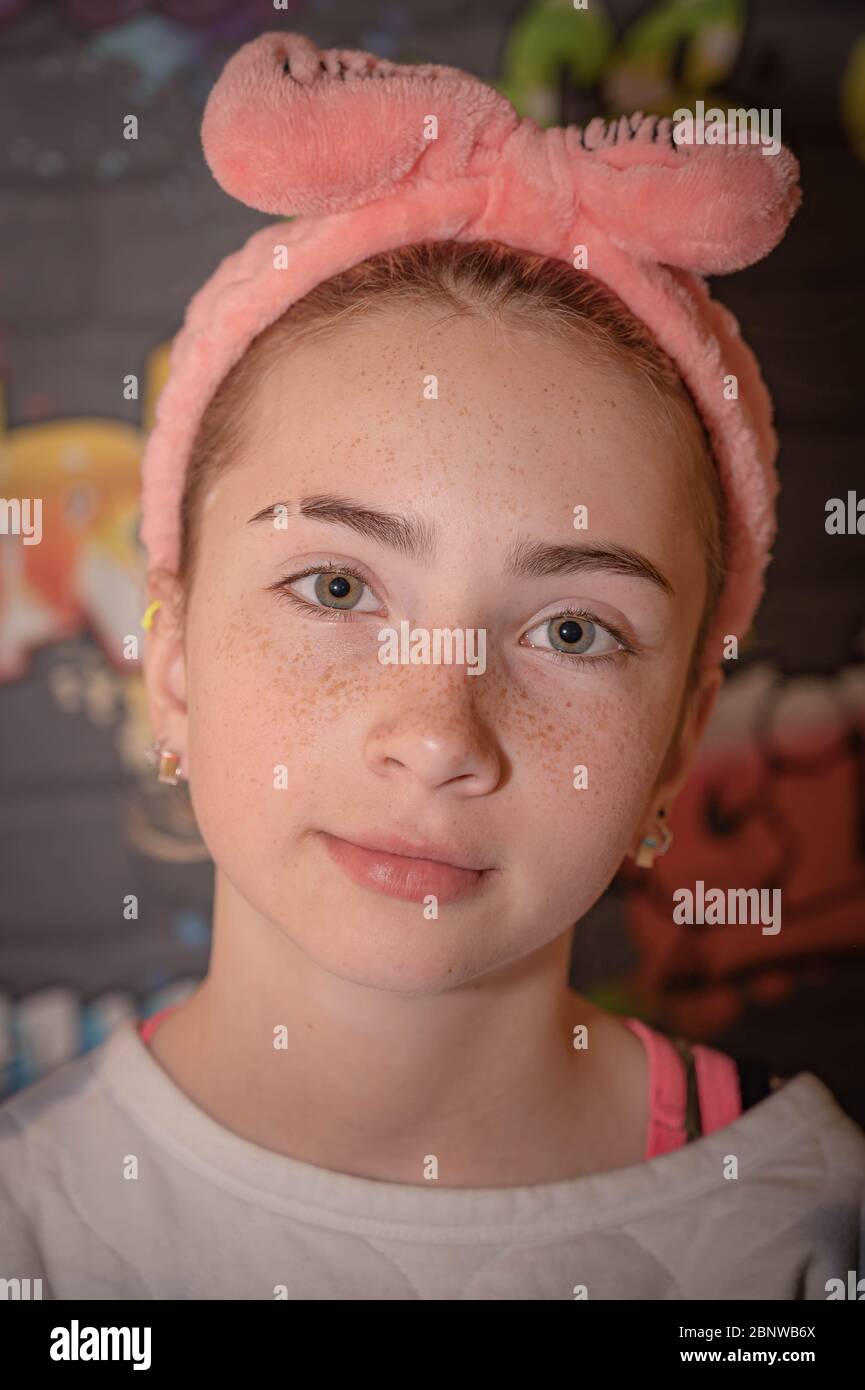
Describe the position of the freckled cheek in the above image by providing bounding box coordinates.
[183,623,376,835]
[499,683,669,863]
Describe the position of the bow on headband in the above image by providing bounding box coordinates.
[201,31,800,277]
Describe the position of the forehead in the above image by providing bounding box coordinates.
[237,309,696,518]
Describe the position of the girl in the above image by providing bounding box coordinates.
[1,31,863,1301]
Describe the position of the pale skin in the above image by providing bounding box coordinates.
[143,308,722,1186]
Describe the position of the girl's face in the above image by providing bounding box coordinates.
[149,308,719,992]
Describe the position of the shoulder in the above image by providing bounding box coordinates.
[0,1032,120,1223]
[793,1072,865,1174]
[0,1049,94,1286]
[0,1023,171,1299]
[0,1036,104,1145]
[763,1072,865,1295]
[715,1069,865,1242]
[0,1027,152,1290]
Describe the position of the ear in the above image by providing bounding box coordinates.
[628,664,723,858]
[141,568,188,767]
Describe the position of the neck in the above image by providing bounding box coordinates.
[147,870,644,1185]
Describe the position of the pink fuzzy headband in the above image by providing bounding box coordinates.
[139,30,802,670]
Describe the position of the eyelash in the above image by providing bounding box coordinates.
[541,608,635,668]
[269,561,378,624]
[269,564,637,666]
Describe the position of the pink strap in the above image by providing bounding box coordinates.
[623,1016,688,1156]
[691,1037,744,1136]
[138,1005,177,1045]
[622,1016,742,1158]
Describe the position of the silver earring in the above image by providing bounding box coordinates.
[635,811,672,869]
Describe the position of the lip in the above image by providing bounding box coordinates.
[317,830,491,904]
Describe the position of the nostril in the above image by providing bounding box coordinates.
[281,57,291,76]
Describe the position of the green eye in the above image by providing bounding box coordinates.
[313,570,364,609]
[522,609,627,663]
[271,563,382,617]
[548,616,596,654]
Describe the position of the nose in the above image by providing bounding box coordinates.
[365,674,503,796]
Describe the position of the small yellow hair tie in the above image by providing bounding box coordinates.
[141,599,162,630]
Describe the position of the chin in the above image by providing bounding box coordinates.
[289,917,501,995]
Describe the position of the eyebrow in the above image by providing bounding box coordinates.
[247,495,674,597]
[248,495,436,562]
[504,537,674,596]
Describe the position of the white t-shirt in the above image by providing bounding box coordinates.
[0,1018,863,1300]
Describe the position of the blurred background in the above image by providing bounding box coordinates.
[1,0,864,1123]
